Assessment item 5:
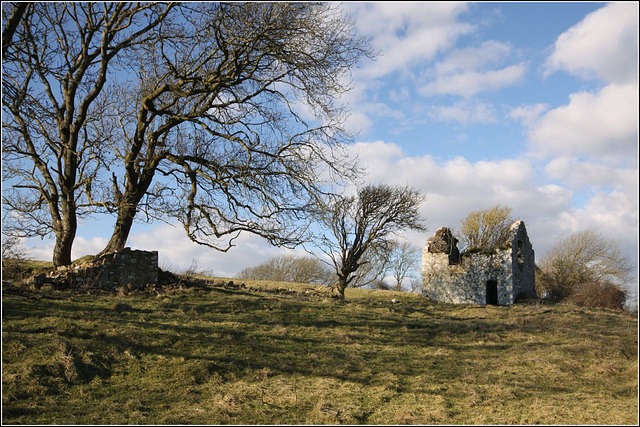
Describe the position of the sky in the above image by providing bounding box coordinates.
[21,2,639,292]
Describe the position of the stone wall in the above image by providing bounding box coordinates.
[421,221,536,305]
[509,221,537,299]
[28,248,159,290]
[422,249,515,305]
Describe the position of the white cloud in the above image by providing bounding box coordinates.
[544,157,638,190]
[389,86,410,103]
[25,236,109,263]
[416,38,527,97]
[128,223,290,277]
[433,40,513,75]
[22,141,637,284]
[344,110,374,136]
[345,141,637,269]
[509,103,550,127]
[544,2,639,84]
[360,102,406,121]
[340,3,475,134]
[530,3,639,164]
[428,99,498,125]
[420,62,527,97]
[528,83,638,160]
[347,3,474,79]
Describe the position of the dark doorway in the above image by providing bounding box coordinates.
[486,280,498,305]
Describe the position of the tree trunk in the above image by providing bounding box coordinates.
[52,228,75,267]
[52,209,77,267]
[51,195,78,267]
[99,202,138,255]
[334,276,348,300]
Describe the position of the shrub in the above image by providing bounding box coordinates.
[569,281,627,311]
[537,229,632,303]
[458,205,514,253]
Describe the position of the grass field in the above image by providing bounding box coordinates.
[2,272,638,424]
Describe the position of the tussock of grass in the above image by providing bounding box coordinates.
[2,276,637,424]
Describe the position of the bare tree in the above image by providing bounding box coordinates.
[2,3,175,266]
[409,276,423,294]
[236,254,334,286]
[2,3,371,266]
[458,205,514,253]
[312,184,426,299]
[1,2,28,57]
[387,241,420,291]
[537,229,633,302]
[94,2,372,255]
[344,243,392,289]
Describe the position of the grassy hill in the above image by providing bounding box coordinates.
[2,272,638,424]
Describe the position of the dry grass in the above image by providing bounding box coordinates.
[2,274,638,424]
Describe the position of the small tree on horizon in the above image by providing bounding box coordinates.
[311,184,426,299]
[387,241,420,292]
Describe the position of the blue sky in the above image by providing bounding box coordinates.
[23,2,638,291]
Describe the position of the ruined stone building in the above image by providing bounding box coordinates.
[422,221,536,305]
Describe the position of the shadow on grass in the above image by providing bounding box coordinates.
[3,287,634,397]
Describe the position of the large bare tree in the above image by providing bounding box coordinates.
[2,3,175,266]
[312,184,426,299]
[2,3,371,265]
[90,2,371,255]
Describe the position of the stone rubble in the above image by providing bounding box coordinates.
[27,248,159,291]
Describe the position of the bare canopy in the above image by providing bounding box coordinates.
[2,2,175,266]
[312,184,426,299]
[2,3,372,265]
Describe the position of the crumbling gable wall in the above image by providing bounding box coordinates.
[422,221,536,305]
[509,220,536,299]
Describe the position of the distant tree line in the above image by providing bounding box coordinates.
[237,254,334,286]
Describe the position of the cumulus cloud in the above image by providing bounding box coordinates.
[544,2,639,84]
[545,157,638,190]
[339,3,475,134]
[344,141,637,268]
[25,236,108,263]
[428,99,498,125]
[509,103,550,127]
[347,3,473,79]
[433,40,513,75]
[420,63,527,97]
[528,83,638,160]
[418,39,527,97]
[126,223,289,277]
[389,86,411,103]
[24,140,637,284]
[530,3,639,163]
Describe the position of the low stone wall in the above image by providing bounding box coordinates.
[28,248,159,290]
